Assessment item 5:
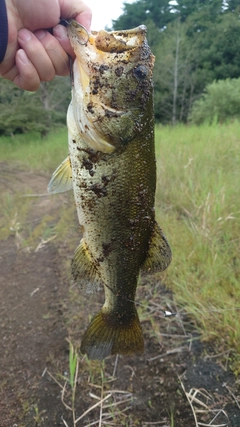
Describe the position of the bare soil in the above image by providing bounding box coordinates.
[0,163,240,427]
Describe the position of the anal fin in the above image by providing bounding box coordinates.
[48,156,72,194]
[142,222,172,274]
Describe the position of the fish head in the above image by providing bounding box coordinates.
[67,21,155,153]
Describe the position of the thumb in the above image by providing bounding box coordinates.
[59,0,92,32]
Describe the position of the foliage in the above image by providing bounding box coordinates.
[0,77,70,136]
[190,78,240,124]
[112,0,240,124]
[112,0,175,31]
[153,18,196,123]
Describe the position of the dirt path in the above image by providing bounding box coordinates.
[0,164,239,427]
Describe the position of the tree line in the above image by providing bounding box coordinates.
[1,0,240,135]
[0,77,71,136]
[112,0,240,124]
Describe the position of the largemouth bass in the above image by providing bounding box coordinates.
[48,21,172,360]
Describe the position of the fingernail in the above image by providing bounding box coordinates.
[17,49,29,64]
[18,29,32,42]
[34,30,47,40]
[53,24,67,40]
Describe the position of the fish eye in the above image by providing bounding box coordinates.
[133,65,148,80]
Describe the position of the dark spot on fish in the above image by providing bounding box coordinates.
[78,148,101,164]
[128,218,139,228]
[99,64,109,74]
[124,235,135,249]
[101,175,111,185]
[82,158,93,169]
[104,109,119,118]
[110,92,118,109]
[87,149,101,163]
[134,121,144,133]
[126,89,138,102]
[90,183,107,198]
[101,173,117,186]
[119,136,130,147]
[82,157,95,176]
[115,66,124,77]
[72,139,76,143]
[102,242,112,257]
[87,103,94,113]
[97,255,104,263]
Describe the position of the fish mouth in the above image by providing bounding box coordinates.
[68,21,147,54]
[67,21,152,153]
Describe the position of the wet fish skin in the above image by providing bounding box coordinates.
[48,22,172,360]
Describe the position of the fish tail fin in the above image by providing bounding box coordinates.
[80,308,144,360]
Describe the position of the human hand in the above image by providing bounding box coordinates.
[0,0,92,91]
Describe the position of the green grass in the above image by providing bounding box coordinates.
[0,128,68,172]
[155,121,240,371]
[0,128,76,244]
[0,122,239,371]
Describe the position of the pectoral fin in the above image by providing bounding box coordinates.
[72,240,101,292]
[141,222,172,274]
[48,156,72,194]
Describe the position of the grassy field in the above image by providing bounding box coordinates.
[0,129,68,172]
[155,122,240,371]
[0,122,239,372]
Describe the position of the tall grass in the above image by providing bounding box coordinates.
[155,121,240,370]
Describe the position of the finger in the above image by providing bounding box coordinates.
[75,11,92,32]
[34,30,69,76]
[18,29,56,82]
[14,49,40,91]
[59,0,92,32]
[53,24,75,58]
[0,39,18,78]
[0,63,18,82]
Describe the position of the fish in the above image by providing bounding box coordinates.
[48,21,172,360]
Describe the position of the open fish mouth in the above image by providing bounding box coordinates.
[68,21,147,53]
[67,21,153,153]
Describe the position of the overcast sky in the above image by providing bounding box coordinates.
[87,0,135,30]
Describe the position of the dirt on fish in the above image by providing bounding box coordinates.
[0,163,240,427]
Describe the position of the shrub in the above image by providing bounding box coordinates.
[190,78,240,124]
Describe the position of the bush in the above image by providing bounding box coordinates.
[0,78,70,136]
[189,78,240,124]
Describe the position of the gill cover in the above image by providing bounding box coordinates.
[67,21,155,152]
